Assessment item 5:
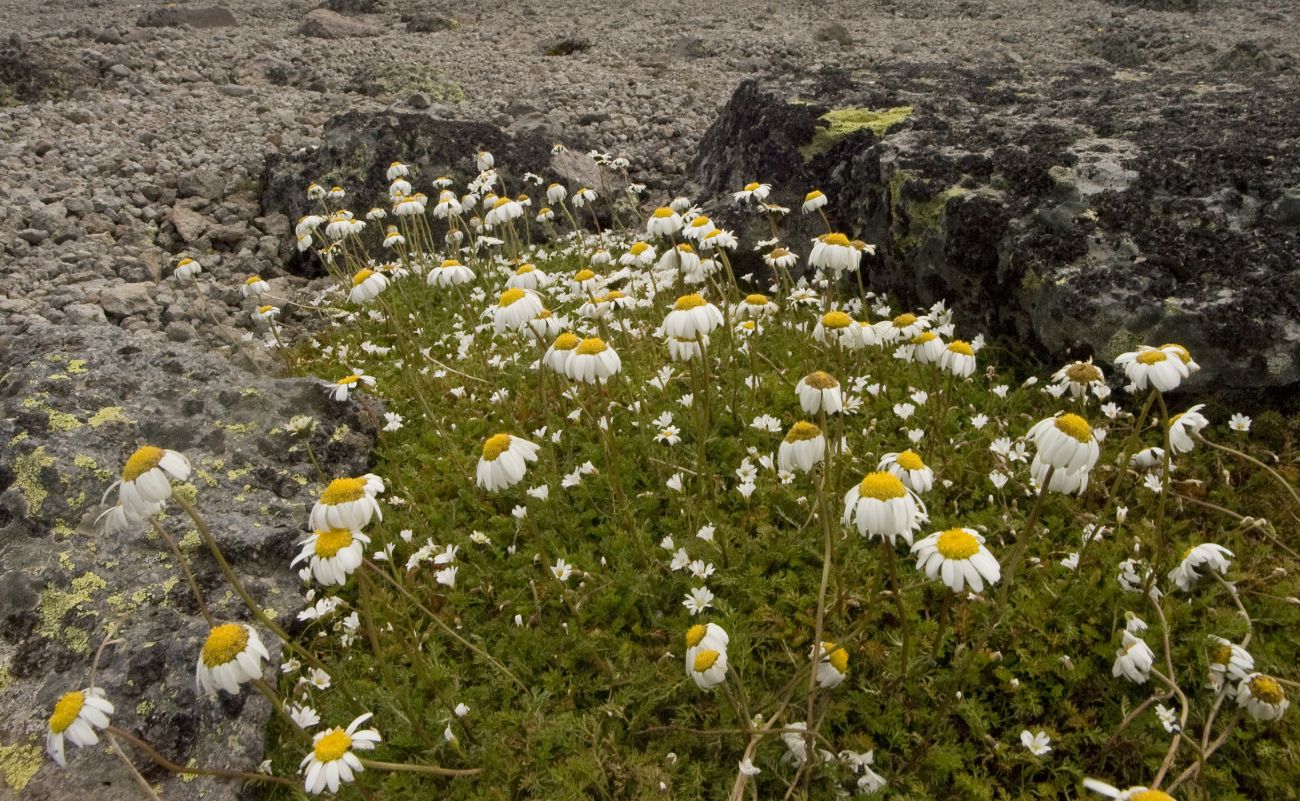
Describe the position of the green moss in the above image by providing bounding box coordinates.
[0,743,43,792]
[363,62,465,103]
[800,106,913,159]
[888,174,970,251]
[1099,327,1147,365]
[14,446,56,516]
[1021,268,1043,291]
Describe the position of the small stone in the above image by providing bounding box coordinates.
[64,303,108,325]
[100,283,157,319]
[813,23,853,46]
[170,206,210,243]
[137,5,238,28]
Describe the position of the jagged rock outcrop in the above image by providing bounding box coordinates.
[688,72,1300,404]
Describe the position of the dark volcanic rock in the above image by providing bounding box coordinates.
[137,6,238,28]
[298,8,381,38]
[0,34,97,105]
[688,73,1300,401]
[318,0,383,14]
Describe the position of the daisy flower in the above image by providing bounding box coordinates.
[764,246,799,271]
[242,275,270,297]
[796,371,844,415]
[1115,346,1190,392]
[292,528,371,586]
[545,332,581,374]
[689,647,728,690]
[572,186,597,208]
[1235,673,1289,721]
[814,641,848,688]
[646,206,683,237]
[309,474,384,531]
[1206,636,1254,692]
[843,472,925,545]
[507,262,550,290]
[1167,404,1208,454]
[879,450,933,494]
[494,288,545,334]
[476,434,540,492]
[109,445,191,522]
[196,622,271,697]
[1052,359,1106,399]
[45,687,113,767]
[330,373,375,402]
[656,425,681,446]
[427,258,475,287]
[1027,413,1100,473]
[1228,413,1251,433]
[667,336,707,363]
[809,232,861,276]
[733,181,771,203]
[684,622,729,670]
[664,294,724,339]
[565,337,622,383]
[778,421,826,473]
[911,527,1001,593]
[737,293,776,319]
[802,189,828,213]
[301,713,382,795]
[1112,630,1154,684]
[174,256,201,280]
[347,268,389,305]
[1167,543,1233,591]
[940,340,977,378]
[620,241,656,266]
[876,312,927,342]
[1083,779,1176,801]
[910,331,944,363]
[546,183,567,204]
[813,310,857,348]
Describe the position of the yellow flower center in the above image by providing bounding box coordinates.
[201,623,249,668]
[912,331,936,344]
[1159,343,1192,364]
[498,288,527,307]
[677,243,696,253]
[1136,350,1168,365]
[440,259,463,268]
[822,311,852,329]
[693,649,720,672]
[803,370,838,390]
[244,275,263,286]
[1129,792,1176,801]
[337,375,360,386]
[598,291,625,303]
[785,421,823,443]
[858,472,906,501]
[822,232,851,247]
[769,247,790,258]
[314,528,354,558]
[321,477,368,505]
[896,450,925,471]
[574,269,596,281]
[688,217,711,229]
[629,242,649,255]
[177,258,194,267]
[739,320,756,331]
[806,190,824,201]
[1065,362,1102,383]
[257,305,275,314]
[1249,675,1285,705]
[1054,413,1093,443]
[744,182,761,191]
[330,187,342,194]
[1168,413,1184,429]
[313,729,353,763]
[537,308,553,319]
[936,528,981,560]
[123,445,164,482]
[482,434,513,461]
[685,624,707,648]
[516,263,536,274]
[552,333,580,351]
[49,691,86,734]
[493,197,511,209]
[892,313,917,328]
[745,294,769,305]
[822,642,848,673]
[675,294,707,311]
[1209,643,1233,666]
[575,337,608,356]
[351,269,373,286]
[652,207,675,218]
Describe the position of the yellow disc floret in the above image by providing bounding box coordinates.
[936,528,981,560]
[785,421,823,442]
[745,293,769,305]
[912,331,937,344]
[1136,349,1168,365]
[674,294,707,311]
[123,445,164,482]
[575,337,608,356]
[1249,675,1285,705]
[652,207,675,218]
[351,269,373,286]
[822,311,852,329]
[552,332,580,351]
[321,477,368,505]
[1159,343,1192,364]
[858,472,906,501]
[1129,792,1176,801]
[1054,413,1094,443]
[892,313,918,327]
[804,370,838,390]
[693,649,720,672]
[498,288,526,307]
[1209,643,1234,666]
[1065,362,1102,383]
[202,623,250,668]
[896,450,925,471]
[685,624,707,648]
[482,434,513,461]
[574,269,596,282]
[313,728,353,763]
[822,232,851,247]
[49,690,86,733]
[823,642,848,673]
[314,528,354,558]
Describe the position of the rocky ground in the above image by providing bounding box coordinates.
[0,0,1296,798]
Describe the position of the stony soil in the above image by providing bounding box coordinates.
[0,0,1295,798]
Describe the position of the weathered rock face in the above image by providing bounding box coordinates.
[298,8,382,39]
[0,324,379,801]
[0,35,98,105]
[688,72,1300,404]
[136,6,238,29]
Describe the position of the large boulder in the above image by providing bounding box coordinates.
[136,6,238,29]
[298,8,382,39]
[0,324,379,800]
[687,71,1300,404]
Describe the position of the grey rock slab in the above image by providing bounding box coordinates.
[298,8,382,38]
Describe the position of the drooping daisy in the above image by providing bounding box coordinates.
[667,335,707,362]
[46,687,113,767]
[1206,636,1254,692]
[572,186,597,207]
[911,528,1001,593]
[330,373,375,402]
[102,445,191,530]
[910,331,945,363]
[682,215,714,241]
[347,268,389,304]
[684,623,729,673]
[764,246,799,271]
[507,262,550,290]
[565,337,622,384]
[813,310,858,348]
[309,474,384,531]
[292,528,371,586]
[324,210,364,239]
[195,622,271,697]
[778,421,826,473]
[1167,543,1233,591]
[300,713,382,795]
[544,332,581,374]
[1115,346,1190,393]
[242,275,270,297]
[1030,454,1091,496]
[174,257,202,280]
[1027,413,1100,473]
[1083,779,1176,801]
[1235,673,1289,721]
[427,258,475,287]
[1052,359,1106,399]
[646,206,683,237]
[814,641,848,688]
[484,196,523,228]
[689,648,728,691]
[843,472,925,545]
[476,434,540,492]
[619,241,656,266]
[809,232,861,276]
[382,226,405,248]
[796,371,844,416]
[494,288,545,334]
[1112,630,1155,684]
[802,189,828,213]
[879,450,934,494]
[1167,405,1208,454]
[875,312,927,343]
[737,293,776,319]
[527,308,564,341]
[1158,343,1199,374]
[939,340,977,377]
[664,294,724,339]
[546,182,567,204]
[733,181,771,203]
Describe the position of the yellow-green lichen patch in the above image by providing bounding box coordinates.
[15,446,56,516]
[67,359,88,374]
[0,742,43,792]
[73,454,98,471]
[330,424,352,443]
[88,406,132,428]
[0,663,11,692]
[174,482,199,504]
[38,572,108,654]
[800,106,914,160]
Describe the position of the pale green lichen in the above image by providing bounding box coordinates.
[800,106,914,159]
[67,359,88,374]
[88,406,132,427]
[38,572,107,654]
[73,453,98,470]
[15,446,56,515]
[1100,327,1147,365]
[330,424,352,443]
[0,663,11,692]
[0,742,43,791]
[887,171,971,251]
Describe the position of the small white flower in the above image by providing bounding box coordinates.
[1020,730,1051,756]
